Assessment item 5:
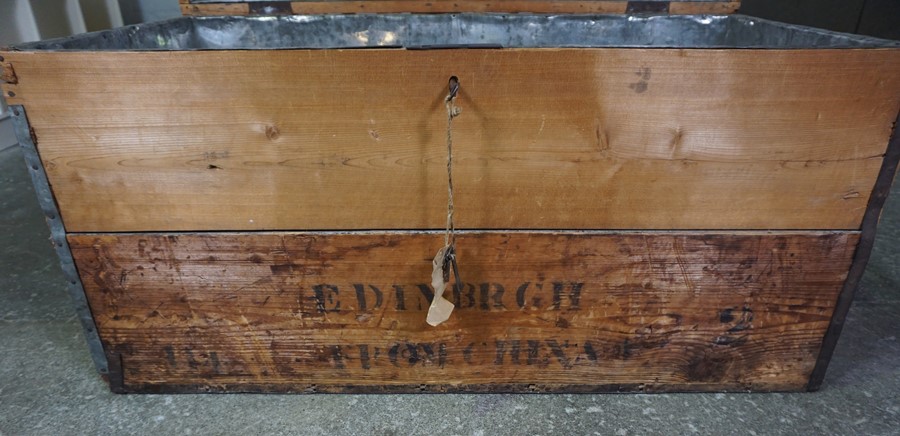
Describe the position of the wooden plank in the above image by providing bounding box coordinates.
[669,1,740,14]
[69,231,858,393]
[178,1,740,16]
[0,57,17,84]
[4,49,899,232]
[180,2,249,15]
[807,111,900,391]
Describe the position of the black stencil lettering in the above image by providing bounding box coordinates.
[312,284,341,312]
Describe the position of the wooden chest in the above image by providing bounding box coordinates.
[3,0,899,393]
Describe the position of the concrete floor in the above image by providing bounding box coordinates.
[0,116,898,435]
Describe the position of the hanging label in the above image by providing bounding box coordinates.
[426,245,455,326]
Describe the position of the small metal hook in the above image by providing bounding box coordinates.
[448,76,460,100]
[444,245,463,295]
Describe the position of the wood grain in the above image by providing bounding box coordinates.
[669,1,740,14]
[180,2,249,15]
[1,58,16,84]
[178,1,740,16]
[4,49,899,232]
[70,231,857,392]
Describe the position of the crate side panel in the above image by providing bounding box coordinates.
[7,49,900,232]
[69,231,857,393]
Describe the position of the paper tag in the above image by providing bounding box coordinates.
[426,245,456,326]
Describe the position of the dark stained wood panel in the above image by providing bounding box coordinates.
[69,231,858,393]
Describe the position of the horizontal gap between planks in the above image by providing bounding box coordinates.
[66,229,862,236]
[7,48,899,54]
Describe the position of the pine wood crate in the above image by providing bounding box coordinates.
[2,1,900,393]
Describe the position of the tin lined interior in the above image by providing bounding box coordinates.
[12,14,900,51]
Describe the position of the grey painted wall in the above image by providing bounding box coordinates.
[80,0,122,32]
[118,0,181,25]
[856,0,900,41]
[740,0,899,40]
[28,0,83,39]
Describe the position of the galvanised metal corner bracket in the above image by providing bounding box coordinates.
[9,106,110,376]
[807,111,900,391]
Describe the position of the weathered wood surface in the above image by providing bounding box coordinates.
[0,57,16,84]
[69,231,857,392]
[3,49,898,232]
[178,0,742,16]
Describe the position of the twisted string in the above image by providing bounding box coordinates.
[444,78,461,248]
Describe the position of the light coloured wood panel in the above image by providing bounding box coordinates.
[70,231,856,392]
[4,49,899,231]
